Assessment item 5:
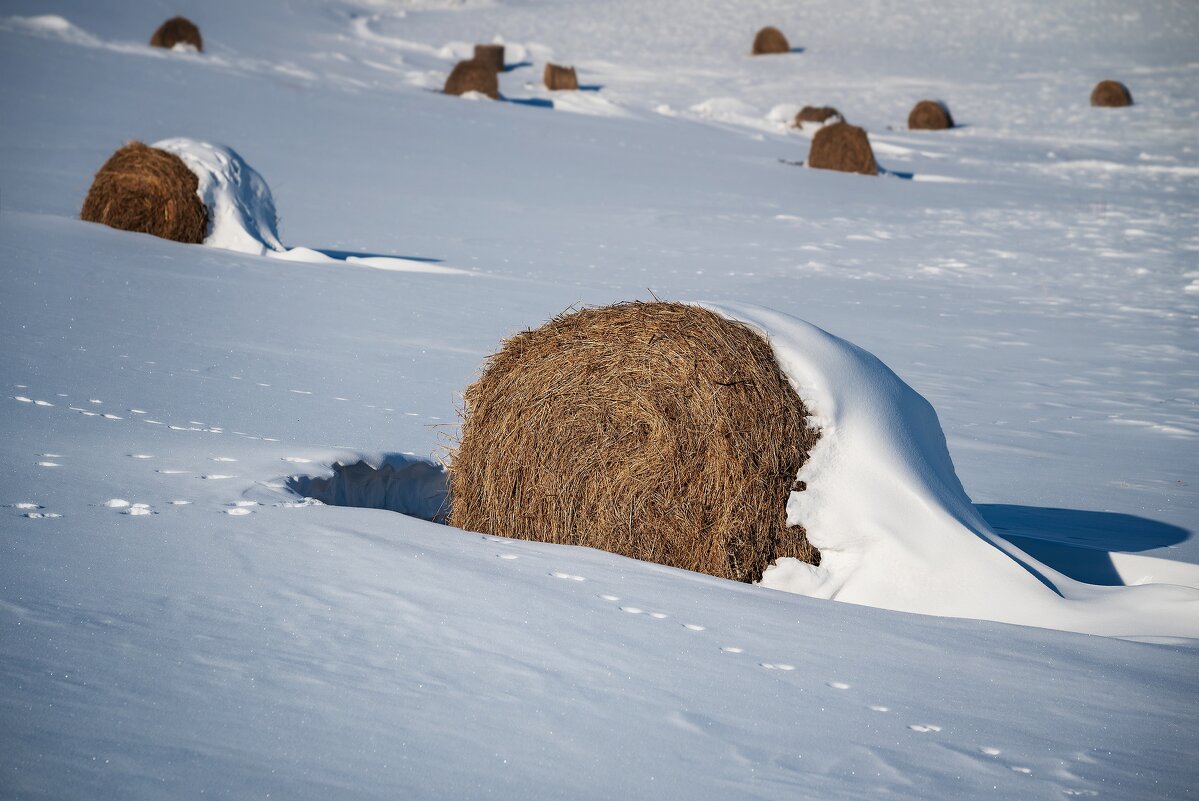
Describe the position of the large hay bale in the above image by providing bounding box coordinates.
[80,141,208,244]
[808,122,878,176]
[449,302,821,583]
[1090,80,1132,107]
[149,16,203,52]
[794,105,843,129]
[474,44,505,73]
[544,63,579,91]
[908,99,953,130]
[752,26,790,55]
[444,60,499,99]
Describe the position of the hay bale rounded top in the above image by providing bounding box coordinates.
[808,122,878,176]
[149,16,203,51]
[795,106,843,129]
[80,141,208,244]
[544,63,579,91]
[449,301,821,583]
[473,44,505,73]
[1090,80,1132,107]
[908,99,953,130]
[752,26,790,55]
[444,60,499,99]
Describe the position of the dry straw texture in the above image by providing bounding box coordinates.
[808,122,878,176]
[449,302,821,583]
[752,26,790,55]
[80,142,208,244]
[444,60,500,99]
[1090,80,1132,107]
[908,100,954,130]
[149,16,203,51]
[473,44,505,73]
[544,63,579,91]
[794,106,843,129]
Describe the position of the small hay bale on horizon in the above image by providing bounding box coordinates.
[448,301,821,584]
[794,106,843,129]
[80,141,208,244]
[807,122,878,176]
[752,26,790,55]
[444,60,499,99]
[544,63,579,91]
[1090,80,1132,107]
[908,99,953,130]
[474,44,505,73]
[149,16,203,52]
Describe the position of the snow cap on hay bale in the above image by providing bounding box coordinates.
[795,106,843,129]
[80,141,207,244]
[908,99,953,130]
[808,122,878,176]
[473,44,505,73]
[544,63,579,91]
[752,26,790,55]
[149,16,202,51]
[444,60,499,99]
[449,301,821,583]
[1090,80,1132,107]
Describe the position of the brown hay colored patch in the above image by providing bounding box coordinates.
[149,16,203,51]
[80,142,208,244]
[808,122,878,176]
[473,44,505,74]
[544,63,579,91]
[444,60,500,99]
[908,100,954,130]
[752,26,790,55]
[794,106,843,129]
[449,301,821,583]
[1090,80,1132,107]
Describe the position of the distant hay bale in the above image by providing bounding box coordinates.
[752,26,790,55]
[444,60,499,99]
[449,301,821,583]
[808,122,878,176]
[80,141,208,244]
[1090,80,1132,107]
[149,16,203,52]
[794,106,843,129]
[908,100,954,130]
[474,44,505,73]
[544,63,579,91]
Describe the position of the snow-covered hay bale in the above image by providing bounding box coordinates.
[473,44,505,73]
[80,141,208,244]
[544,63,579,91]
[1090,80,1132,107]
[794,106,843,129]
[752,26,790,55]
[449,301,821,583]
[808,122,878,176]
[908,99,953,130]
[149,16,202,52]
[444,60,499,99]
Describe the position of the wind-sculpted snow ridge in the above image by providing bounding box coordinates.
[707,303,1199,643]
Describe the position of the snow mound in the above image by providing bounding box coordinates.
[708,303,1199,642]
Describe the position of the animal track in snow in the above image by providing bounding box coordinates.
[979,746,1001,756]
[14,396,32,403]
[551,572,586,581]
[620,606,644,614]
[229,501,258,508]
[124,504,155,516]
[37,461,61,468]
[129,454,154,459]
[169,500,192,505]
[9,502,41,509]
[683,623,705,631]
[158,469,189,475]
[25,511,62,519]
[869,705,891,712]
[1009,766,1032,774]
[201,474,237,480]
[102,413,122,420]
[34,399,54,406]
[908,724,942,733]
[210,457,238,462]
[648,612,668,619]
[281,457,312,464]
[225,507,253,516]
[598,594,620,601]
[761,663,796,671]
[497,554,519,560]
[720,646,744,654]
[103,499,131,508]
[827,681,851,690]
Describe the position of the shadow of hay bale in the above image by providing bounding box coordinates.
[908,99,954,130]
[150,16,202,52]
[445,60,499,99]
[808,122,878,176]
[80,141,208,243]
[287,455,449,523]
[544,63,579,91]
[1091,80,1132,107]
[752,26,790,55]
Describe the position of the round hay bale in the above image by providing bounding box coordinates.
[149,16,202,52]
[444,60,499,99]
[474,44,505,74]
[794,105,843,129]
[449,301,821,583]
[808,122,878,176]
[80,141,208,244]
[544,63,579,91]
[908,99,953,130]
[1090,79,1132,107]
[752,26,790,55]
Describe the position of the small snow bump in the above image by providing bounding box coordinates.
[103,499,131,508]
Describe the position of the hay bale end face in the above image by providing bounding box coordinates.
[473,44,505,73]
[794,106,843,129]
[1090,80,1132,107]
[752,26,790,55]
[444,60,499,99]
[908,99,953,130]
[544,63,579,91]
[449,302,821,583]
[80,141,208,244]
[149,16,203,51]
[808,122,878,176]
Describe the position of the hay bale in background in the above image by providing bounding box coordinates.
[444,60,499,99]
[544,63,579,91]
[149,16,203,51]
[449,301,821,583]
[80,141,208,243]
[474,44,505,73]
[808,122,878,176]
[1090,80,1132,107]
[794,106,843,129]
[752,26,790,55]
[908,99,954,130]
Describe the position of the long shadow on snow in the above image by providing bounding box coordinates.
[287,454,449,523]
[315,249,443,263]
